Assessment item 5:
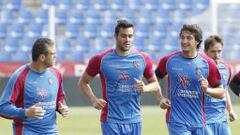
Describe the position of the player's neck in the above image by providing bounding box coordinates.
[181,50,198,58]
[29,62,47,73]
[115,48,131,56]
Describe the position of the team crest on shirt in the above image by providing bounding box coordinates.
[133,61,139,69]
[37,88,48,100]
[195,67,202,77]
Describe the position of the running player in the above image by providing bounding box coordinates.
[155,24,225,135]
[0,38,69,135]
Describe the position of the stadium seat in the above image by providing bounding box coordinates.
[42,0,56,9]
[55,9,68,24]
[56,38,73,53]
[99,23,115,38]
[27,22,43,38]
[65,23,80,38]
[154,8,171,24]
[102,10,120,24]
[16,7,33,24]
[1,10,15,24]
[34,9,48,24]
[12,51,31,62]
[177,0,193,11]
[8,23,24,38]
[135,23,150,38]
[74,0,90,10]
[0,23,7,38]
[93,37,111,53]
[21,35,37,52]
[110,0,126,10]
[128,0,143,11]
[119,8,136,23]
[85,8,102,24]
[4,36,20,52]
[92,0,109,10]
[68,10,85,25]
[83,23,99,38]
[152,23,169,38]
[147,36,164,51]
[76,35,91,52]
[137,9,153,25]
[58,0,73,10]
[172,11,189,23]
[133,36,145,51]
[6,0,21,11]
[161,0,177,11]
[144,0,160,11]
[192,0,209,15]
[0,50,12,62]
[68,51,85,62]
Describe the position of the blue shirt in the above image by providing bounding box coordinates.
[155,51,221,127]
[0,64,66,135]
[205,62,232,124]
[85,49,154,123]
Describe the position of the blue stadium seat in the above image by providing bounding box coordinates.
[1,10,15,24]
[147,36,164,51]
[99,23,115,38]
[137,9,153,24]
[92,0,109,10]
[134,36,145,51]
[83,23,99,38]
[55,9,68,24]
[94,38,110,53]
[17,7,33,24]
[8,23,24,38]
[128,0,143,11]
[119,8,136,23]
[4,36,20,52]
[12,51,31,62]
[0,23,7,38]
[6,0,21,11]
[68,51,85,62]
[110,0,126,10]
[178,0,193,11]
[161,0,177,11]
[154,8,171,24]
[0,50,12,62]
[135,23,150,38]
[65,23,80,38]
[74,0,90,10]
[58,0,73,10]
[27,22,43,38]
[102,10,120,24]
[68,10,85,25]
[56,38,73,53]
[172,11,189,23]
[34,9,48,24]
[152,23,168,38]
[42,0,56,9]
[85,8,102,24]
[21,35,37,52]
[192,0,209,15]
[76,35,91,52]
[145,0,160,11]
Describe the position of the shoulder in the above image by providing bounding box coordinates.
[90,49,114,62]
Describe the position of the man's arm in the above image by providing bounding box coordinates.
[226,90,237,122]
[78,71,106,110]
[229,75,240,96]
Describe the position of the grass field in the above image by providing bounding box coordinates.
[0,105,239,135]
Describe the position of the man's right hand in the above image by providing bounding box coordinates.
[92,98,107,110]
[25,103,46,119]
[159,97,171,110]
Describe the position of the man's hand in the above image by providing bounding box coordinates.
[229,110,238,122]
[25,103,46,119]
[92,98,107,110]
[135,78,145,92]
[159,97,171,110]
[199,76,209,93]
[58,102,69,117]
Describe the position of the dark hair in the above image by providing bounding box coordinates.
[180,24,203,49]
[32,38,54,61]
[204,35,223,51]
[114,19,134,36]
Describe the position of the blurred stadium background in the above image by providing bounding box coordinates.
[0,0,240,134]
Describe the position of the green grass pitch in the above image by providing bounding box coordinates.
[0,105,239,135]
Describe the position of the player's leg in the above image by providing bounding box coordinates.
[101,122,120,135]
[120,122,142,135]
[167,122,191,135]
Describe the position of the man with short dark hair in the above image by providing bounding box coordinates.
[155,24,224,135]
[0,38,69,135]
[79,19,161,135]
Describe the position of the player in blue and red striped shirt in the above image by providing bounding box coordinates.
[155,24,225,135]
[204,35,237,135]
[0,38,69,135]
[79,19,160,135]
